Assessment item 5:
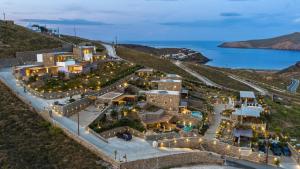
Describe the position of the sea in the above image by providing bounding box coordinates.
[124,41,300,70]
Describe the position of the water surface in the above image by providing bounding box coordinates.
[125,41,300,70]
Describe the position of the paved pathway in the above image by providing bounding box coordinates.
[204,103,226,140]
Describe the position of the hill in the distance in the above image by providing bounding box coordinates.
[0,21,65,58]
[277,61,300,78]
[219,32,300,51]
[121,44,210,64]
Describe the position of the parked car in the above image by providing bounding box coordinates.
[281,146,291,156]
[271,143,282,156]
[258,144,266,153]
[116,131,132,141]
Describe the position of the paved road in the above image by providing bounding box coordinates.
[102,43,122,60]
[287,79,300,93]
[173,60,221,87]
[228,75,269,96]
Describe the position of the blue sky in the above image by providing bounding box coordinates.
[1,0,300,41]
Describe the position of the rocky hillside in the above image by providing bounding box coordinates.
[0,21,64,58]
[219,32,300,51]
[121,44,210,64]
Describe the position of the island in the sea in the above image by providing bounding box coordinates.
[219,32,300,51]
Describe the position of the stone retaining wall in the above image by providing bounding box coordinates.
[120,151,224,169]
[158,137,279,166]
[100,126,145,139]
[53,97,92,117]
[145,131,179,141]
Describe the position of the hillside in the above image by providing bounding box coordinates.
[116,46,197,81]
[277,61,300,78]
[0,83,110,169]
[0,21,64,58]
[121,44,210,64]
[219,32,300,51]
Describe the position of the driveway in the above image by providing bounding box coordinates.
[204,103,226,140]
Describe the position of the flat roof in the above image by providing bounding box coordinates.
[240,91,256,99]
[145,90,180,95]
[232,106,263,117]
[78,46,95,49]
[152,79,182,83]
[15,64,39,69]
[98,92,123,100]
[181,89,189,94]
[136,68,154,72]
[166,74,181,78]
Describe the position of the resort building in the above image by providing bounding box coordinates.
[231,91,266,147]
[37,52,73,66]
[239,91,258,106]
[145,90,180,112]
[136,68,154,76]
[13,65,59,79]
[73,45,96,61]
[231,105,265,129]
[152,79,182,91]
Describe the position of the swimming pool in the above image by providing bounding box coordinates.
[183,125,193,132]
[191,111,203,119]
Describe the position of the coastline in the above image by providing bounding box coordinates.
[123,40,300,71]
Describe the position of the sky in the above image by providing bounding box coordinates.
[1,0,300,42]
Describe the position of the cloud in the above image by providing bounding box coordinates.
[19,18,111,26]
[159,16,281,28]
[220,12,242,17]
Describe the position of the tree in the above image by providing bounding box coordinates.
[110,110,118,120]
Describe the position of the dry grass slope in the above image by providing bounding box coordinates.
[0,21,63,58]
[116,46,197,81]
[0,82,110,169]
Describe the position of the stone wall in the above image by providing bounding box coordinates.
[100,126,145,139]
[53,97,92,117]
[146,92,180,111]
[120,151,224,169]
[145,131,180,141]
[158,137,279,166]
[157,81,182,91]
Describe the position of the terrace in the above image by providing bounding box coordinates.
[26,61,141,94]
